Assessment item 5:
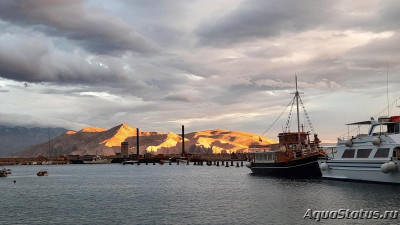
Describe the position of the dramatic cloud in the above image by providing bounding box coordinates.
[0,0,400,142]
[0,0,157,55]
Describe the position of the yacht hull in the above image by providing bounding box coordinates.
[318,160,400,184]
[250,155,322,177]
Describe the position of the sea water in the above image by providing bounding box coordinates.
[1,164,399,225]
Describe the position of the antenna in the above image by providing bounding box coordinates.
[387,60,390,116]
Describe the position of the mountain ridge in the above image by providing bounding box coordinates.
[14,124,277,157]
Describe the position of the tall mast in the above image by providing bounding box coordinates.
[295,74,301,146]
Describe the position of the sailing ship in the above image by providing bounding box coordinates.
[246,76,325,177]
[318,115,400,184]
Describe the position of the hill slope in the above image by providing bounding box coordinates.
[16,124,277,157]
[0,126,68,157]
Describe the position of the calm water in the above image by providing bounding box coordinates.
[1,164,399,225]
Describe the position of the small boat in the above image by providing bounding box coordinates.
[0,168,8,177]
[246,76,326,177]
[83,154,110,164]
[37,170,48,176]
[122,160,139,165]
[318,115,400,184]
[176,157,189,164]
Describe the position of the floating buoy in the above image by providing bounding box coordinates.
[13,180,16,183]
[320,162,329,171]
[159,160,164,165]
[245,162,252,168]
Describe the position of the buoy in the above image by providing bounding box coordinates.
[159,160,164,165]
[372,137,381,145]
[245,162,252,168]
[320,162,329,171]
[387,161,397,172]
[345,139,353,147]
[381,163,390,173]
[13,180,16,183]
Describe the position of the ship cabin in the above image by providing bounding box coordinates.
[278,131,320,149]
[335,116,400,161]
[253,132,323,163]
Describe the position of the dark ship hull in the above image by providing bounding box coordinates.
[249,154,323,178]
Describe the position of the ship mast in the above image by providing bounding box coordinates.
[295,74,301,147]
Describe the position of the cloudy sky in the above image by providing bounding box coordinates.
[1,0,400,142]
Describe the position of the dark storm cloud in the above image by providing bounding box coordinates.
[0,39,130,84]
[0,0,157,55]
[162,94,191,102]
[196,0,334,46]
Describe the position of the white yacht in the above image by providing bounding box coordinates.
[318,116,400,184]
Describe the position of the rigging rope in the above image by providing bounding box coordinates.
[261,96,296,137]
[298,95,315,134]
[284,98,295,132]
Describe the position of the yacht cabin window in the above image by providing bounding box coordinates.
[342,149,355,158]
[388,123,400,134]
[356,149,372,158]
[374,148,390,158]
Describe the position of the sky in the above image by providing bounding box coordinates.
[1,0,400,142]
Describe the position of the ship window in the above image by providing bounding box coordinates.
[356,149,372,158]
[374,148,390,158]
[388,124,400,134]
[342,149,355,158]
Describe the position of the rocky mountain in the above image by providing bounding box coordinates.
[16,124,277,157]
[0,126,68,157]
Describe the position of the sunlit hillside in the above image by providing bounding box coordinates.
[16,124,277,157]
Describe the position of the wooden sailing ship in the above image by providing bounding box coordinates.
[246,76,325,177]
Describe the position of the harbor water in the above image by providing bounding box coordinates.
[1,164,399,224]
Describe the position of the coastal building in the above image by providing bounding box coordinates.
[121,142,129,158]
